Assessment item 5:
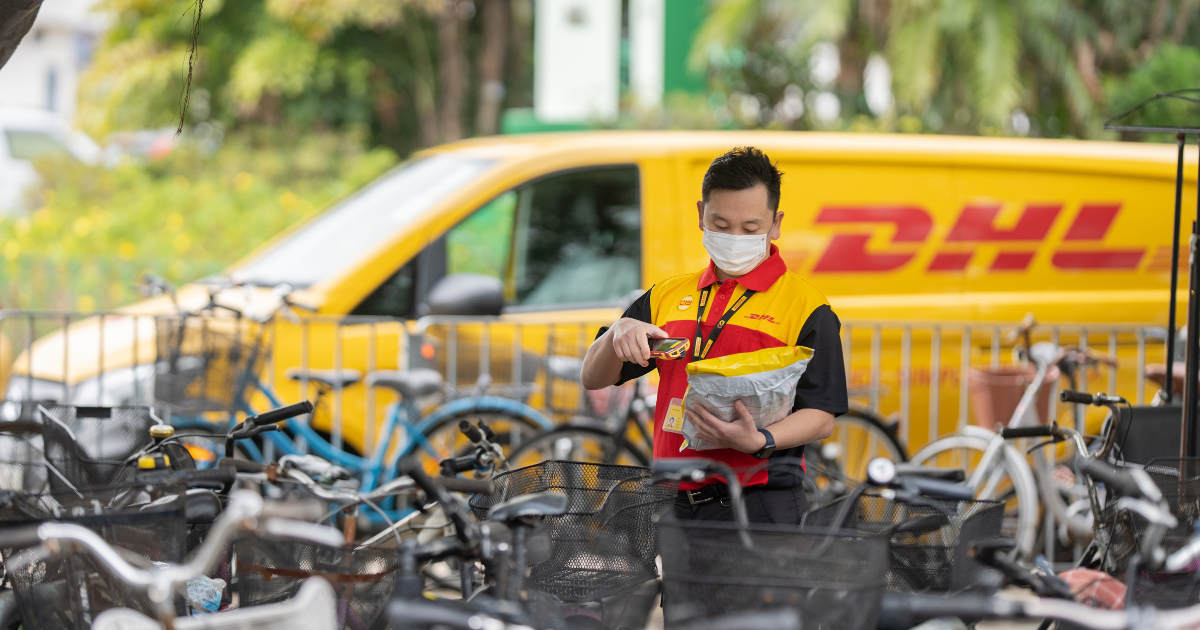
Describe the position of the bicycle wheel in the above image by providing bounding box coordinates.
[808,409,908,501]
[417,407,549,476]
[503,424,649,469]
[908,428,1041,560]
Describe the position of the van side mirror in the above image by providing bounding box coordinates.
[421,273,504,317]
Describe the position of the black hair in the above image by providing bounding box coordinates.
[701,146,783,212]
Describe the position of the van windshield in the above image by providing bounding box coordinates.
[232,154,496,288]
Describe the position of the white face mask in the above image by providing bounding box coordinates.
[702,229,769,277]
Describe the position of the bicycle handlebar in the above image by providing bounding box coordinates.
[901,476,975,501]
[218,458,268,474]
[1000,424,1063,440]
[246,401,314,428]
[437,477,495,495]
[399,457,478,546]
[0,524,45,549]
[136,467,237,488]
[1060,390,1127,406]
[1076,459,1143,497]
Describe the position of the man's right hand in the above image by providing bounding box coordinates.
[609,318,669,367]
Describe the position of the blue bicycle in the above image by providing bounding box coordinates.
[147,277,554,502]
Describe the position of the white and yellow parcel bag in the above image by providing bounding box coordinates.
[680,345,814,451]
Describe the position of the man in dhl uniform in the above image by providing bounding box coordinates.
[581,147,849,524]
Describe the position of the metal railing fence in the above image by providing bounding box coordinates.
[0,309,1172,455]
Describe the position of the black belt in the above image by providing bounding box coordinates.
[678,484,731,505]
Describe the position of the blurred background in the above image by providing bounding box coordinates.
[1,0,1197,312]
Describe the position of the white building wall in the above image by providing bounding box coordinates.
[533,0,621,124]
[0,0,107,118]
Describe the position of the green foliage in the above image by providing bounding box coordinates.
[78,0,443,154]
[0,132,396,311]
[1107,44,1200,139]
[688,0,1200,139]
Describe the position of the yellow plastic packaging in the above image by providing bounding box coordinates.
[686,345,813,377]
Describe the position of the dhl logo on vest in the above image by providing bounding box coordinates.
[800,203,1164,274]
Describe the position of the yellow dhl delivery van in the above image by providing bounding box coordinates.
[2,131,1189,458]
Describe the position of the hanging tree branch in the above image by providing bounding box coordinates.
[176,0,204,136]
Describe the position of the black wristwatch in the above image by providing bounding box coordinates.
[752,428,775,459]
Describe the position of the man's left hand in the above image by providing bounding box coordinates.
[685,400,766,453]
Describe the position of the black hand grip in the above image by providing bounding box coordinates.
[399,457,476,544]
[1060,390,1095,405]
[1000,425,1056,439]
[894,464,965,482]
[458,420,483,443]
[440,454,478,476]
[0,524,43,548]
[477,420,495,441]
[219,458,268,474]
[1077,459,1143,497]
[438,478,495,495]
[246,401,314,428]
[904,476,975,501]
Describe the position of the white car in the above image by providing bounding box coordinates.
[0,107,100,213]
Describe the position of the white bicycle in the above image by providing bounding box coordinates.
[909,322,1116,560]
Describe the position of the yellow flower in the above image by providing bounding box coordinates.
[117,241,138,260]
[234,171,254,192]
[73,216,92,237]
[174,233,192,253]
[167,213,185,231]
[3,241,18,260]
[279,190,299,211]
[76,294,97,314]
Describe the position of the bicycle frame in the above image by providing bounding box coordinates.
[172,375,553,498]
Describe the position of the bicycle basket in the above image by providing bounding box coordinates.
[468,460,675,602]
[38,405,159,491]
[1101,458,1200,606]
[234,535,396,630]
[154,315,269,415]
[658,514,888,630]
[804,493,1004,594]
[0,484,189,630]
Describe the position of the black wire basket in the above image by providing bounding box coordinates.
[1100,458,1200,607]
[469,460,675,603]
[234,535,396,630]
[0,484,189,630]
[154,315,270,415]
[804,492,1004,594]
[658,514,889,630]
[37,405,161,492]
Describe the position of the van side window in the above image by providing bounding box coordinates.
[350,259,417,318]
[447,191,516,279]
[511,166,640,306]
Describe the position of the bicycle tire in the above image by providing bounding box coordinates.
[503,425,649,469]
[808,409,908,501]
[417,407,550,475]
[909,428,1041,560]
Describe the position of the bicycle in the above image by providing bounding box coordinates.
[151,278,554,511]
[908,315,1116,560]
[0,490,343,630]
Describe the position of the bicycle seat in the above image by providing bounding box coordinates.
[545,355,584,383]
[488,491,569,522]
[365,369,444,400]
[285,368,363,390]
